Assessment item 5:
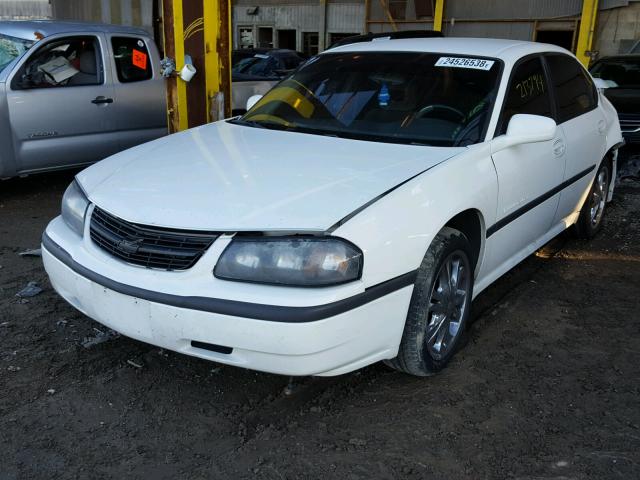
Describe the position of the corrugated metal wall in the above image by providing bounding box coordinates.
[328,3,365,32]
[50,0,155,33]
[234,3,364,32]
[0,0,50,20]
[444,0,583,19]
[444,21,533,40]
[233,2,364,49]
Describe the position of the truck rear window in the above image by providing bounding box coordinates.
[112,37,152,83]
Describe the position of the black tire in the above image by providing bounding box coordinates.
[385,227,474,376]
[575,160,611,239]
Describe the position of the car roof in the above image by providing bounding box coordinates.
[0,20,150,41]
[325,37,570,64]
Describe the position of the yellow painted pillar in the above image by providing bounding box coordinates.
[162,0,232,133]
[576,0,599,67]
[203,0,232,122]
[433,0,445,32]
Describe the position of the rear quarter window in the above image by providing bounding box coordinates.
[545,54,597,123]
[112,37,152,83]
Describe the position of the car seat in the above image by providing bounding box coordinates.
[68,49,98,85]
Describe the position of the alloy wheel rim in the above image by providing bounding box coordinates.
[425,251,470,360]
[589,168,609,227]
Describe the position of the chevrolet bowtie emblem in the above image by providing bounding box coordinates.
[117,238,144,254]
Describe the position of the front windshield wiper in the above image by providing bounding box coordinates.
[229,117,294,131]
[230,118,337,137]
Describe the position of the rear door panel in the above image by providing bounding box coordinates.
[545,54,607,223]
[104,33,166,151]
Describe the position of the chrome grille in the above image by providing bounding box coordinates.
[90,206,218,271]
[619,113,640,133]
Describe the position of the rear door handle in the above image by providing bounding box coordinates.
[553,138,566,157]
[91,96,113,105]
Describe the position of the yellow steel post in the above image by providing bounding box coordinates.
[433,0,445,32]
[576,0,599,67]
[204,0,232,121]
[172,1,189,131]
[163,0,231,132]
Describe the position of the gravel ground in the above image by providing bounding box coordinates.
[0,150,639,480]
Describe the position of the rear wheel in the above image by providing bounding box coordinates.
[385,227,473,376]
[575,161,611,238]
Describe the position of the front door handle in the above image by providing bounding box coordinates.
[91,96,113,105]
[553,138,566,157]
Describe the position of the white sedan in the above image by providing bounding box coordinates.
[42,38,623,377]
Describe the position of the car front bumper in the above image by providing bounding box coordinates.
[42,216,413,376]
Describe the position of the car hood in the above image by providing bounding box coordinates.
[78,121,464,232]
[603,87,640,114]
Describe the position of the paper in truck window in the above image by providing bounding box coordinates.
[435,57,495,70]
[132,49,148,70]
[38,56,79,83]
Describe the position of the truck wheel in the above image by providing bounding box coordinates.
[575,161,611,239]
[386,227,473,376]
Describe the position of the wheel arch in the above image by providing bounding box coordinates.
[441,208,486,278]
[602,143,621,202]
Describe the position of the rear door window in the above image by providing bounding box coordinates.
[111,37,152,83]
[497,56,553,135]
[545,54,597,123]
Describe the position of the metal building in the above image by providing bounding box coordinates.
[232,0,366,54]
[233,0,640,60]
[44,0,640,61]
[51,0,157,35]
[365,0,638,57]
[0,0,50,19]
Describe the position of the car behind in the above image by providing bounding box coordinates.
[590,54,640,143]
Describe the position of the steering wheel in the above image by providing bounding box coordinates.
[415,104,465,121]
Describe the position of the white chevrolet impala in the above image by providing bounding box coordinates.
[43,38,623,377]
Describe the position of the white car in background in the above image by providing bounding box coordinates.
[43,37,622,377]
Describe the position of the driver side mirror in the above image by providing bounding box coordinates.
[246,94,263,111]
[491,114,557,153]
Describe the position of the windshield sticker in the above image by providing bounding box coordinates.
[132,49,148,70]
[378,83,390,106]
[435,57,495,70]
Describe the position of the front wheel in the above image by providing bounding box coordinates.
[385,227,473,376]
[575,161,611,238]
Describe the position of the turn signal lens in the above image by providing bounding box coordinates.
[61,180,89,237]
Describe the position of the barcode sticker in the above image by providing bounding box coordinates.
[435,57,495,70]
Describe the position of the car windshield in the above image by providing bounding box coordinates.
[236,52,502,146]
[0,33,34,74]
[591,58,640,88]
[233,54,278,76]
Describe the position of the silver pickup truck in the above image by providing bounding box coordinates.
[0,21,166,179]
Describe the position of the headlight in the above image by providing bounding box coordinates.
[61,180,89,237]
[214,237,363,287]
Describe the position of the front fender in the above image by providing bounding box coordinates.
[599,92,624,152]
[334,144,498,289]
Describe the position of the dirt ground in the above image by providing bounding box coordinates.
[1,151,639,480]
